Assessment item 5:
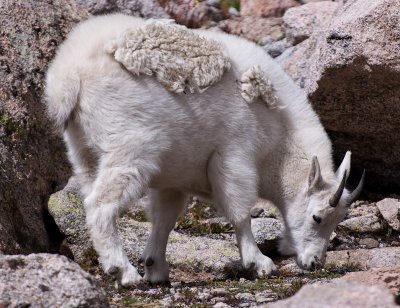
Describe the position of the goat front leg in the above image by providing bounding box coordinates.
[208,150,278,277]
[85,156,157,286]
[234,217,278,277]
[141,189,187,284]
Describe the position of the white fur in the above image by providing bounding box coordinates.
[45,14,353,285]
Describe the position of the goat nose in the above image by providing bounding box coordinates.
[309,261,316,270]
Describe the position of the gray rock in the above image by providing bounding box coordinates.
[263,38,292,58]
[325,247,400,269]
[359,237,379,249]
[219,16,284,43]
[277,0,400,192]
[207,0,221,8]
[267,280,397,308]
[251,218,283,253]
[376,198,400,231]
[75,0,169,18]
[235,292,255,301]
[228,7,240,17]
[0,0,86,255]
[0,254,108,307]
[337,267,400,295]
[338,214,384,233]
[282,1,339,45]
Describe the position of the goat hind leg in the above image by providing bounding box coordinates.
[141,189,187,284]
[85,160,155,286]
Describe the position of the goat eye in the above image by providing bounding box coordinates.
[313,215,322,224]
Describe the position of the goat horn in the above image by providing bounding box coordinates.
[329,171,347,207]
[348,170,366,206]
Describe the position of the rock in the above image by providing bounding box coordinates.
[228,7,240,17]
[376,199,400,231]
[267,280,397,308]
[0,0,86,254]
[276,34,317,88]
[250,199,280,218]
[158,0,215,28]
[219,16,284,43]
[282,1,339,45]
[251,218,283,253]
[307,0,400,193]
[277,0,400,192]
[240,0,299,18]
[75,0,169,18]
[300,0,333,3]
[235,292,255,301]
[337,268,400,295]
[325,247,400,269]
[0,254,108,307]
[358,237,379,249]
[346,202,380,218]
[263,38,292,58]
[338,214,384,233]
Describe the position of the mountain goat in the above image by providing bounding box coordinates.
[44,14,364,286]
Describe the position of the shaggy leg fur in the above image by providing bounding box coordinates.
[141,189,187,283]
[207,150,277,277]
[64,123,96,197]
[84,154,158,286]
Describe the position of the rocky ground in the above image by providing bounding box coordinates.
[1,0,400,307]
[39,179,400,307]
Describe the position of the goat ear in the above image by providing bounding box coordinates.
[336,151,351,182]
[308,156,323,192]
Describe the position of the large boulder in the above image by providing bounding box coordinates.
[279,0,400,193]
[0,253,108,307]
[267,280,397,308]
[338,268,400,295]
[0,1,87,254]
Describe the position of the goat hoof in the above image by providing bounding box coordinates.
[107,266,119,276]
[145,257,154,267]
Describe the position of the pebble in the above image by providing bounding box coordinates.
[211,288,229,296]
[359,238,379,249]
[214,302,231,308]
[235,292,255,301]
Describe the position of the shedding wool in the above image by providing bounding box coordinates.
[105,20,231,94]
[240,65,281,109]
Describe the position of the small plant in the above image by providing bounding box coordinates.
[386,226,393,237]
[221,0,240,13]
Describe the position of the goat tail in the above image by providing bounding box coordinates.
[44,70,81,131]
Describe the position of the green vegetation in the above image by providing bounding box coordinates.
[221,0,240,13]
[176,200,233,235]
[0,113,29,140]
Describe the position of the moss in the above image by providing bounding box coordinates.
[48,192,85,218]
[221,0,240,13]
[216,246,237,258]
[0,114,29,140]
[176,200,232,236]
[80,247,99,274]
